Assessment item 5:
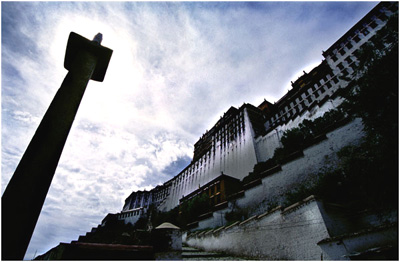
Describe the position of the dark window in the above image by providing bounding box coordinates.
[353,35,361,43]
[370,20,378,29]
[339,48,346,56]
[346,41,353,49]
[379,11,388,20]
[362,28,370,36]
[337,63,344,70]
[345,57,353,65]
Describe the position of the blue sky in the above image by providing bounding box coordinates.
[1,1,378,259]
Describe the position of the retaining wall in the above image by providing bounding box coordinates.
[190,118,365,230]
[186,196,331,260]
[236,117,365,216]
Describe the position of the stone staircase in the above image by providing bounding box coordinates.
[182,245,247,260]
[73,224,102,243]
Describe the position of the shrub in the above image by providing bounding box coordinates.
[225,208,248,223]
[179,193,212,226]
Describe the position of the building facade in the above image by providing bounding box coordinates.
[113,1,398,225]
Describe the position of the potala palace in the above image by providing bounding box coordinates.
[114,1,397,219]
[37,2,398,260]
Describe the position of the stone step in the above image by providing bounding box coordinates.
[182,246,246,260]
[182,246,203,252]
[182,252,227,258]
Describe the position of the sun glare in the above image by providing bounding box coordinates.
[47,13,146,128]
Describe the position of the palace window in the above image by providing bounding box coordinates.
[331,51,338,62]
[370,20,378,29]
[346,41,353,50]
[362,28,370,36]
[216,194,221,204]
[378,11,389,20]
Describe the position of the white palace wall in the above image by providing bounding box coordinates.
[186,117,365,232]
[255,95,345,162]
[161,108,258,211]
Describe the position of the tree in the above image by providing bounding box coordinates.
[283,14,399,209]
[338,13,398,208]
[341,14,398,148]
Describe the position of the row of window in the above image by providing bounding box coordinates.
[331,17,383,63]
[214,116,245,146]
[127,189,170,208]
[172,160,225,203]
[268,74,339,127]
[119,209,142,219]
[128,194,152,209]
[173,119,246,188]
[267,14,388,128]
[172,134,247,198]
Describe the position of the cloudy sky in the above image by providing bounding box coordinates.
[1,1,377,259]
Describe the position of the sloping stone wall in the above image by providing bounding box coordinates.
[236,117,365,216]
[186,196,331,260]
[187,118,365,231]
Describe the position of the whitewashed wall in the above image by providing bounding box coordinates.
[163,108,258,211]
[238,118,365,215]
[186,197,332,260]
[255,95,345,162]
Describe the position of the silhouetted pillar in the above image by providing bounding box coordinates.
[2,32,112,260]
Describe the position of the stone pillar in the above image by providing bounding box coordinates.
[1,32,112,260]
[152,222,182,260]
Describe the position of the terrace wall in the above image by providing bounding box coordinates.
[186,196,331,260]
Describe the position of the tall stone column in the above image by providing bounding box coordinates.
[2,32,112,260]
